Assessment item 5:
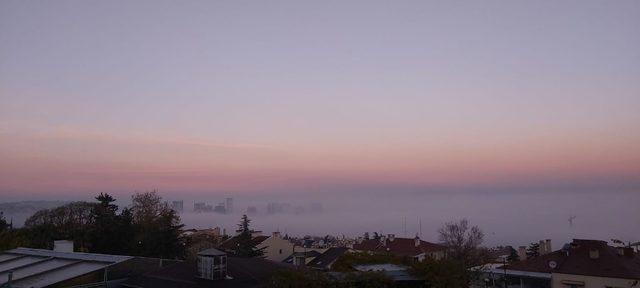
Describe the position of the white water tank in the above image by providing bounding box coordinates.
[53,240,74,252]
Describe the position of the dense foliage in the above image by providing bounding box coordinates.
[410,258,469,288]
[1,191,185,259]
[0,229,27,251]
[24,201,95,249]
[0,212,9,232]
[128,191,185,258]
[0,212,27,251]
[87,193,133,254]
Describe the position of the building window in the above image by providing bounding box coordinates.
[279,249,283,254]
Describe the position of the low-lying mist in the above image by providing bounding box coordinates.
[174,190,639,248]
[3,190,638,249]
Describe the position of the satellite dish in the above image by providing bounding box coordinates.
[548,261,557,269]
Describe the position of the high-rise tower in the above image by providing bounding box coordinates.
[225,198,233,214]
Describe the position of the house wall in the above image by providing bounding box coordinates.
[552,273,639,288]
[258,234,295,262]
[415,250,446,262]
[428,250,446,260]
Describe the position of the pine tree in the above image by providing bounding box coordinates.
[235,214,264,258]
[88,193,137,255]
[0,212,8,232]
[526,242,540,259]
[507,247,520,262]
[88,193,119,253]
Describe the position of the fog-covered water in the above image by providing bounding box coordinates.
[176,190,640,248]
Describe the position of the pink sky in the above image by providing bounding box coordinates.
[1,0,639,197]
[1,120,638,195]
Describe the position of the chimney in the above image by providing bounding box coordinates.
[518,246,527,260]
[272,231,281,238]
[388,234,395,242]
[545,239,552,254]
[589,249,600,259]
[414,235,420,247]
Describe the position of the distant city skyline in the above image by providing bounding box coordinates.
[1,0,639,197]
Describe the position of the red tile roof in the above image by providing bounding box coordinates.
[253,235,269,244]
[219,235,269,251]
[504,239,640,280]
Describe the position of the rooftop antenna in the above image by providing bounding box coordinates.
[403,216,407,237]
[419,217,422,238]
[568,215,576,227]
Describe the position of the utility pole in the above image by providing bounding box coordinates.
[503,257,507,288]
[104,266,108,288]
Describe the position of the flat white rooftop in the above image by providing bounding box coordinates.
[0,247,133,288]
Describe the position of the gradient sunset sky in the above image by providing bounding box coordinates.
[1,0,639,198]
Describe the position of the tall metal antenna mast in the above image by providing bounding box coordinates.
[403,216,407,237]
[568,215,576,227]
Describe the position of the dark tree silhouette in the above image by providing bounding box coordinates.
[88,193,119,253]
[235,214,264,258]
[410,258,470,288]
[24,201,95,250]
[130,191,185,259]
[438,218,485,267]
[4,191,185,259]
[507,246,520,262]
[0,212,8,232]
[0,211,25,251]
[87,193,137,255]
